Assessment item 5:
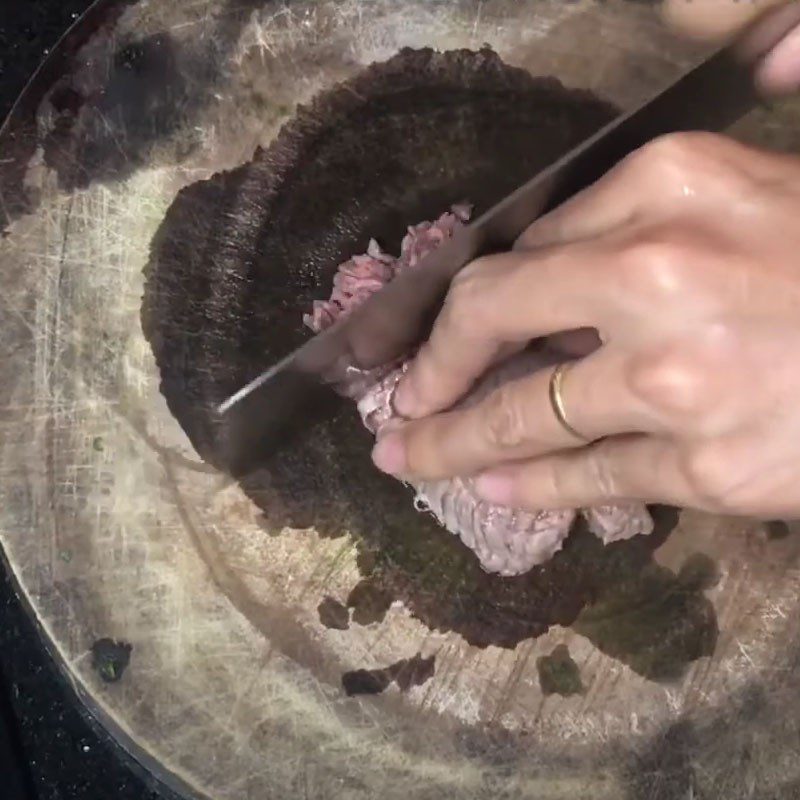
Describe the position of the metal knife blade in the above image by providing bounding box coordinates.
[217,44,760,475]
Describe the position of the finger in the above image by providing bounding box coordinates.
[756,19,800,92]
[662,0,787,41]
[473,435,692,510]
[399,131,754,420]
[393,252,523,418]
[518,132,791,256]
[513,128,746,253]
[374,347,658,481]
[736,0,800,63]
[514,160,643,250]
[393,241,619,419]
[427,329,600,413]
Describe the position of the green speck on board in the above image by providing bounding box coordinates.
[537,644,584,697]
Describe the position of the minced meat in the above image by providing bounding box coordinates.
[304,207,653,576]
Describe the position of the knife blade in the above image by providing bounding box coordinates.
[217,44,761,475]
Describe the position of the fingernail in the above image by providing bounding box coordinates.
[474,471,515,506]
[391,379,416,418]
[758,24,800,93]
[371,433,407,476]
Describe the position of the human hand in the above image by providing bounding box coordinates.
[372,133,800,518]
[663,0,800,93]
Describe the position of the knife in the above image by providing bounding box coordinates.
[217,44,761,475]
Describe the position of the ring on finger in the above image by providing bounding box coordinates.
[549,362,591,443]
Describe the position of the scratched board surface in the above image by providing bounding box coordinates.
[3,1,800,798]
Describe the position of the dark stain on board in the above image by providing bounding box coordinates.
[142,46,718,680]
[537,644,584,697]
[318,596,350,631]
[342,653,435,697]
[91,638,133,684]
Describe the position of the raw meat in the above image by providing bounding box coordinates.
[304,207,653,576]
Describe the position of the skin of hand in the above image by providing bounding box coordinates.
[371,132,800,518]
[664,0,800,92]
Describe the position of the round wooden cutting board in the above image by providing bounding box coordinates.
[3,1,800,798]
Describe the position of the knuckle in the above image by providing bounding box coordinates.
[547,460,574,504]
[442,258,493,332]
[630,132,751,200]
[481,385,528,450]
[512,230,533,251]
[629,132,710,186]
[627,348,711,419]
[617,232,687,300]
[681,446,737,512]
[585,440,620,499]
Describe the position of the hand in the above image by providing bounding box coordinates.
[663,0,800,93]
[372,133,800,518]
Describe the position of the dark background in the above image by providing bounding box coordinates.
[0,2,177,798]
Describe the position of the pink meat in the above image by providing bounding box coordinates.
[305,207,653,576]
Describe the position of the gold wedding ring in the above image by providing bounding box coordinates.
[549,362,589,442]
